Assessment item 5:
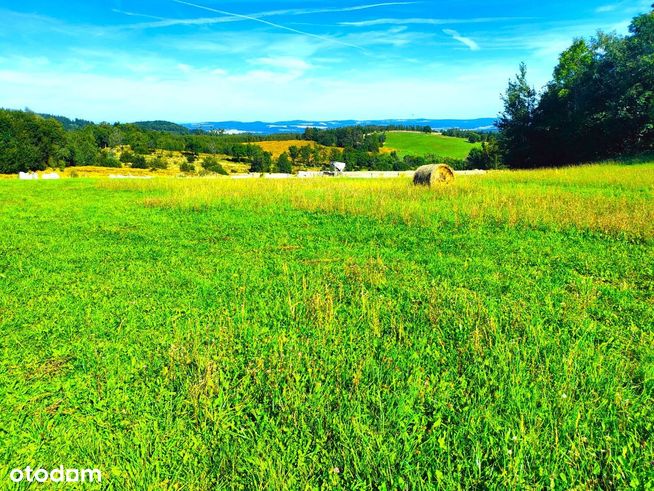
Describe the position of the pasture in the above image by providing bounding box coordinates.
[0,162,652,489]
[384,131,482,159]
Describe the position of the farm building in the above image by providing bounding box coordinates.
[330,161,346,174]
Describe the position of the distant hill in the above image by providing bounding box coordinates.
[182,118,496,135]
[133,121,190,134]
[384,132,482,159]
[38,113,94,130]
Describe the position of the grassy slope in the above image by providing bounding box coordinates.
[384,131,482,159]
[0,164,652,489]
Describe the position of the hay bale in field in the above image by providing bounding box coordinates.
[413,164,455,186]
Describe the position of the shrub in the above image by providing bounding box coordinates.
[130,155,148,169]
[276,152,292,174]
[120,150,136,164]
[150,156,169,171]
[201,156,228,175]
[183,152,197,163]
[97,150,122,168]
[180,162,196,173]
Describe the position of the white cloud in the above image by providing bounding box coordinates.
[596,4,619,13]
[0,61,509,122]
[443,29,480,51]
[254,57,312,72]
[596,0,651,14]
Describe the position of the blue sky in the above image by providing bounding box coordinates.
[0,0,650,122]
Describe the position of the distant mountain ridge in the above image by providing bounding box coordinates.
[182,118,496,135]
[133,121,190,134]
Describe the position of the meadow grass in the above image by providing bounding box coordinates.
[383,132,482,159]
[0,163,652,489]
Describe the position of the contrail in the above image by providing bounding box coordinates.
[173,0,366,51]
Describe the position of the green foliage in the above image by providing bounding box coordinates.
[466,141,503,170]
[97,150,122,168]
[250,149,273,173]
[303,126,386,152]
[299,145,312,165]
[130,154,148,169]
[442,128,494,143]
[66,128,100,167]
[36,113,94,130]
[276,152,292,173]
[497,63,538,168]
[200,156,228,175]
[499,9,654,166]
[149,156,169,171]
[180,162,196,173]
[120,150,136,164]
[0,109,67,173]
[288,145,300,163]
[184,152,197,163]
[133,121,190,134]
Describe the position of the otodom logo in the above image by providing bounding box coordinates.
[9,466,102,484]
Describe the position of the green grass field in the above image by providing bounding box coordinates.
[1,163,653,489]
[384,131,482,159]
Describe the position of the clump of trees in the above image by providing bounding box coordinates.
[302,127,386,152]
[442,128,494,143]
[0,110,67,173]
[201,156,228,175]
[497,7,654,167]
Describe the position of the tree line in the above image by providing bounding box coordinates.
[497,7,654,167]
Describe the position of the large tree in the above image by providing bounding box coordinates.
[496,63,538,168]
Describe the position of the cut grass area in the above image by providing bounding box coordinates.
[384,131,482,159]
[0,163,652,489]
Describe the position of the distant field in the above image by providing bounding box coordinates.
[256,139,328,158]
[1,162,652,489]
[384,131,481,159]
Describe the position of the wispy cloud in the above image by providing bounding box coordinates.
[443,29,480,51]
[111,9,167,21]
[172,0,365,51]
[340,17,533,27]
[118,2,419,30]
[596,4,619,13]
[596,0,652,15]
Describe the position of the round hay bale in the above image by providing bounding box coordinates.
[413,164,455,186]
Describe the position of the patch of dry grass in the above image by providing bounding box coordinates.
[255,140,334,158]
[102,162,654,241]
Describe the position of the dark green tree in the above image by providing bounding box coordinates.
[276,152,292,173]
[496,63,538,168]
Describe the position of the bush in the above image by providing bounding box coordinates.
[180,162,196,173]
[201,156,228,175]
[150,156,169,171]
[120,150,136,164]
[97,150,122,168]
[130,155,148,169]
[466,141,503,170]
[183,152,197,163]
[276,152,292,174]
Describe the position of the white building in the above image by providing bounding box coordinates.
[330,161,346,174]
